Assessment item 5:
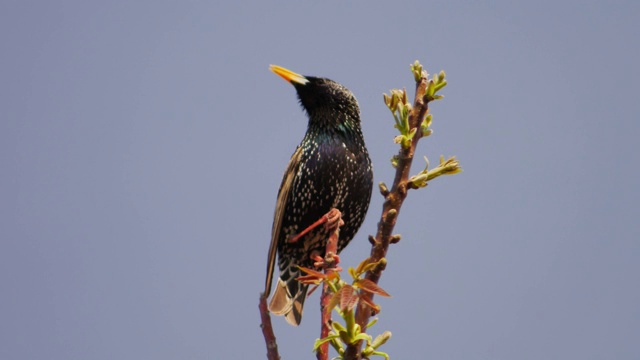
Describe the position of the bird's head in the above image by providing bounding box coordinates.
[270,65,360,127]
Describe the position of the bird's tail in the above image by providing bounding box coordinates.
[268,273,308,326]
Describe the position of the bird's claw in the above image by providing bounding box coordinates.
[312,252,341,270]
[324,209,345,231]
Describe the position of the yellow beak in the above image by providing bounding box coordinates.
[270,65,309,85]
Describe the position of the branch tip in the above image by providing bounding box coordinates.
[378,182,390,197]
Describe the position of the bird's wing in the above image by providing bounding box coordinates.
[264,146,302,296]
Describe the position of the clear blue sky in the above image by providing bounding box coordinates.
[2,1,639,359]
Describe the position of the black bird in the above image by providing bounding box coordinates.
[264,65,373,326]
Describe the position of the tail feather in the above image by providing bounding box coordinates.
[268,278,308,326]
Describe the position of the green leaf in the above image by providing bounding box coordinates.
[371,331,392,349]
[411,60,423,82]
[348,266,357,280]
[332,321,347,333]
[354,257,381,278]
[434,79,447,91]
[366,317,378,329]
[313,334,340,351]
[390,155,399,168]
[407,127,417,141]
[371,350,390,360]
[353,332,372,343]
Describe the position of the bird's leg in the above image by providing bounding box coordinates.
[290,209,344,270]
[287,215,329,244]
[288,208,345,244]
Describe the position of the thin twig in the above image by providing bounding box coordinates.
[317,209,343,360]
[259,293,281,360]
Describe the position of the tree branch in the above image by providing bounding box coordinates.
[343,68,432,360]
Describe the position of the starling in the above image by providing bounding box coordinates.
[264,65,373,326]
